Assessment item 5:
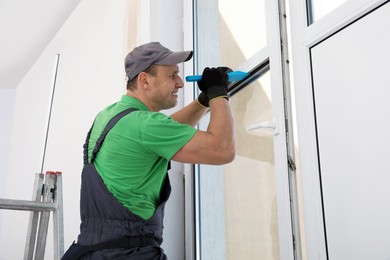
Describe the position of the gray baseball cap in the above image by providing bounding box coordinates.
[125,42,193,82]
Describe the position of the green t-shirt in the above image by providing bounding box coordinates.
[88,95,197,220]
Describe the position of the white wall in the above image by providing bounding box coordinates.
[0,0,191,258]
[0,89,15,185]
[0,0,146,259]
[0,89,16,222]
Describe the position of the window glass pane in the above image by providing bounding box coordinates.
[308,0,349,23]
[219,0,266,68]
[195,0,278,258]
[196,0,266,71]
[197,71,280,259]
[225,71,280,259]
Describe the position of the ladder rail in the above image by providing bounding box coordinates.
[34,174,56,260]
[26,173,45,260]
[53,173,65,259]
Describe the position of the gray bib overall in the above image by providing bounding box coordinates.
[62,108,170,260]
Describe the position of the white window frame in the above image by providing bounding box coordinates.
[184,0,302,259]
[289,0,389,259]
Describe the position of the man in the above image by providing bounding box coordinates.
[62,42,235,259]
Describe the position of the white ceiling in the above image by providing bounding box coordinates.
[0,0,82,89]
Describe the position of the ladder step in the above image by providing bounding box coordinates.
[0,199,57,211]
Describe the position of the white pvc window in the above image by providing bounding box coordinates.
[193,0,298,259]
[289,0,390,259]
[307,0,348,24]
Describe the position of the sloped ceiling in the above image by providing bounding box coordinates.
[0,0,82,89]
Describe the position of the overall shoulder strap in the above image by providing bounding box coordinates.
[83,108,138,164]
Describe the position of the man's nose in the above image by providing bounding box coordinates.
[176,76,184,88]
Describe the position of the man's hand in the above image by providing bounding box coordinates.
[197,67,230,103]
[197,92,210,108]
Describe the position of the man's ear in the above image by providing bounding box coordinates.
[138,72,151,90]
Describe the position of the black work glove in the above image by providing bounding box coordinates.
[197,67,231,103]
[217,67,233,74]
[197,92,210,108]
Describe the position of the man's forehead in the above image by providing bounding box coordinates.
[156,64,180,73]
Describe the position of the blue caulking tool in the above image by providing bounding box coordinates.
[186,71,248,82]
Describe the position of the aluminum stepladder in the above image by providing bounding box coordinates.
[0,171,64,259]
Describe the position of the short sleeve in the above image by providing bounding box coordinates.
[137,112,197,159]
